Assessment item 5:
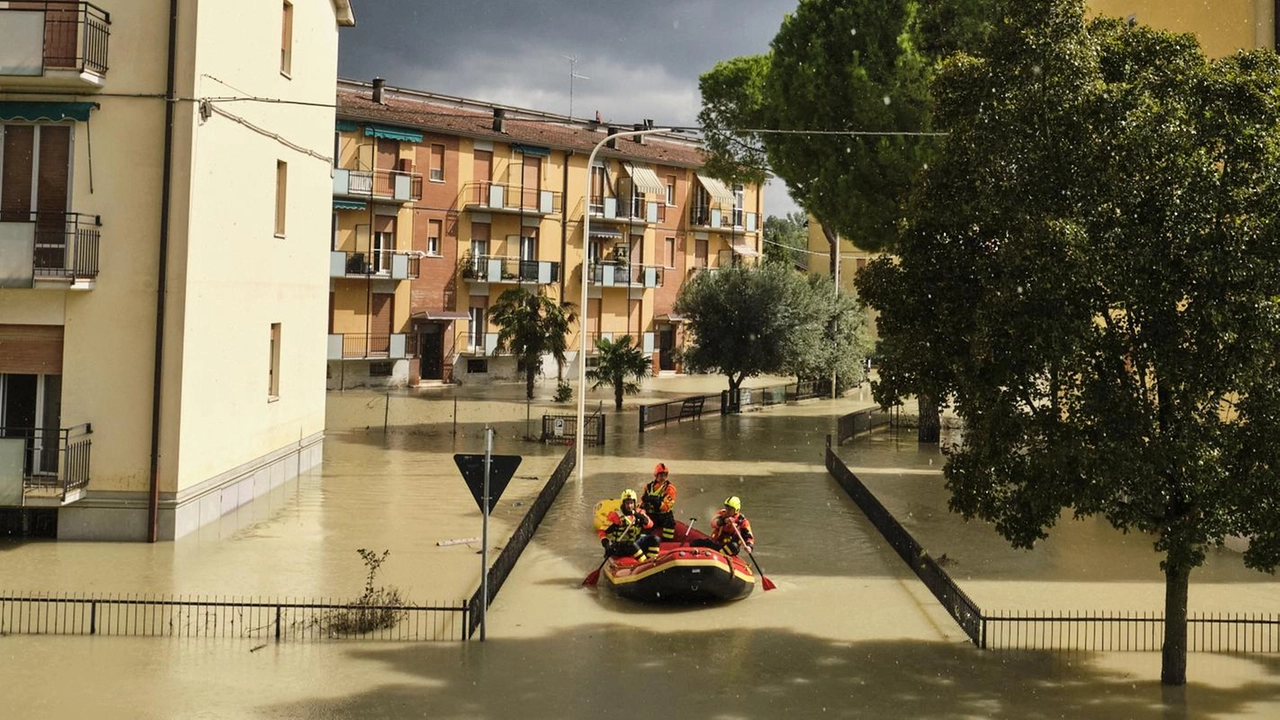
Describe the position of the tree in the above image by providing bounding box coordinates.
[870,0,1280,685]
[698,0,1001,441]
[762,212,809,267]
[674,264,832,410]
[585,335,652,411]
[488,287,576,400]
[791,275,873,394]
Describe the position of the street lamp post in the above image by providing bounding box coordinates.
[577,126,672,483]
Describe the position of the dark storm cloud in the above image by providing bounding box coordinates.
[338,0,799,127]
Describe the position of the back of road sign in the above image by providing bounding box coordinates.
[453,453,523,514]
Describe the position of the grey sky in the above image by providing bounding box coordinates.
[337,0,802,216]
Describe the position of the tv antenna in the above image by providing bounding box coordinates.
[563,54,589,119]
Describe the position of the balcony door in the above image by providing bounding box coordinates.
[1,124,72,273]
[374,138,399,195]
[473,150,492,204]
[519,231,537,281]
[520,155,541,210]
[371,294,394,355]
[0,373,61,477]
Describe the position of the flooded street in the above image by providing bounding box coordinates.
[3,378,1280,718]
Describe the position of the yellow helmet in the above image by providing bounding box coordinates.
[621,489,638,502]
[724,496,741,512]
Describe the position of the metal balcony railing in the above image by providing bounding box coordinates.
[327,333,408,360]
[0,2,111,78]
[691,205,757,231]
[464,182,562,215]
[0,424,92,504]
[459,254,560,285]
[587,196,658,223]
[454,330,499,356]
[333,168,423,203]
[0,211,100,284]
[587,262,663,288]
[329,249,419,279]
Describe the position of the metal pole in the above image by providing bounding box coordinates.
[481,426,492,641]
[577,126,673,484]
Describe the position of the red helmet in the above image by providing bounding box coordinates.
[654,462,669,476]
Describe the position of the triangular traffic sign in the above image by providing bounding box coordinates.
[454,454,523,514]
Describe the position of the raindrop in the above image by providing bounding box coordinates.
[882,95,891,106]
[850,27,857,36]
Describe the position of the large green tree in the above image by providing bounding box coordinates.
[863,0,1280,685]
[674,264,864,409]
[698,0,1000,441]
[488,288,576,400]
[762,212,809,267]
[586,335,652,411]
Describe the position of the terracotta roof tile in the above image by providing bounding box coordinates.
[336,89,709,168]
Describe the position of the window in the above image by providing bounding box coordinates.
[665,175,676,205]
[268,323,281,400]
[280,2,293,76]
[427,219,442,256]
[466,358,488,374]
[429,144,445,182]
[275,160,287,236]
[664,237,676,268]
[468,306,485,350]
[369,362,393,377]
[589,164,608,213]
[732,184,745,228]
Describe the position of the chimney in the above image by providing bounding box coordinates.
[372,77,386,104]
[633,123,645,144]
[606,126,618,149]
[493,107,506,133]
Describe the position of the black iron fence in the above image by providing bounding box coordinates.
[836,405,895,445]
[0,423,92,501]
[541,404,605,445]
[0,211,102,282]
[639,392,724,432]
[0,592,468,641]
[4,2,111,75]
[467,446,574,638]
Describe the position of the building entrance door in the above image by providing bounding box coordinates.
[419,324,443,380]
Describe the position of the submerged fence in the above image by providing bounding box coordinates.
[825,434,1280,654]
[541,404,605,445]
[836,405,895,445]
[0,593,468,641]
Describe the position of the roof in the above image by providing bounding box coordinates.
[335,80,711,170]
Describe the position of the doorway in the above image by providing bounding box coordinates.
[419,324,443,380]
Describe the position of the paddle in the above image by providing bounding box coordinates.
[731,522,776,591]
[582,552,609,587]
[682,517,696,546]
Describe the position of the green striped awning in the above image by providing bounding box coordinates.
[0,101,98,122]
[364,124,423,143]
[333,200,367,211]
[335,120,359,132]
[512,143,550,157]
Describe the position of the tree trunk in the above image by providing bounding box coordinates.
[917,392,941,443]
[822,224,839,278]
[1161,560,1190,686]
[525,366,536,401]
[614,380,624,411]
[727,375,741,414]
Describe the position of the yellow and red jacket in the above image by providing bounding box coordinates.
[641,478,676,514]
[710,509,753,545]
[599,509,653,543]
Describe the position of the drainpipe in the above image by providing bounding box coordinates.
[560,150,571,302]
[148,0,179,542]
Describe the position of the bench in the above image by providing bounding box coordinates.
[677,396,705,422]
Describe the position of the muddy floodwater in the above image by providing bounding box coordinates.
[3,378,1280,718]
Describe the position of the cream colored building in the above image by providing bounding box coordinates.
[1088,0,1275,57]
[0,0,354,540]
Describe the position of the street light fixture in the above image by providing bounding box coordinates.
[577,126,673,483]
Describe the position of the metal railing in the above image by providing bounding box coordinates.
[335,333,404,359]
[836,405,895,445]
[336,168,423,202]
[467,447,574,638]
[587,262,664,288]
[984,610,1280,653]
[825,435,986,647]
[639,393,725,432]
[1,211,101,282]
[331,249,420,279]
[0,2,111,76]
[0,592,467,641]
[459,254,560,284]
[0,423,92,501]
[464,181,562,215]
[541,404,605,446]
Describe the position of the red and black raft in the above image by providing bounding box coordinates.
[598,521,755,604]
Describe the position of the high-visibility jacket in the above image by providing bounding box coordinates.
[641,478,676,514]
[599,509,653,544]
[710,509,753,546]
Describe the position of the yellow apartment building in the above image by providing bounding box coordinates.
[0,0,354,540]
[330,79,763,388]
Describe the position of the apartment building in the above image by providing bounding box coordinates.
[1088,0,1276,56]
[329,79,763,388]
[0,0,354,540]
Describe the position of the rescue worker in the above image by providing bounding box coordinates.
[691,496,754,557]
[641,462,677,542]
[599,489,660,561]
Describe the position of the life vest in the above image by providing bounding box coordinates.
[641,479,676,513]
[710,510,753,544]
[603,509,652,543]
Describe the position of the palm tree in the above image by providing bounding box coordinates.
[586,335,652,410]
[488,287,576,400]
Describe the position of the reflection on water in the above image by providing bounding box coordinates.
[2,381,1279,717]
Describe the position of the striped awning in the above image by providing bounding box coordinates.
[364,124,423,143]
[0,101,97,122]
[624,162,665,196]
[696,173,736,206]
[413,310,470,321]
[333,200,366,211]
[732,242,760,258]
[588,227,623,239]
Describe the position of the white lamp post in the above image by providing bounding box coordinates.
[577,126,672,483]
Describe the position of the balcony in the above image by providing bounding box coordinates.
[581,331,656,353]
[463,182,561,216]
[0,2,110,88]
[329,249,420,280]
[455,330,499,356]
[459,254,560,285]
[0,424,92,507]
[0,211,100,288]
[588,262,664,289]
[327,333,408,360]
[588,196,658,224]
[333,167,422,203]
[691,205,758,233]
